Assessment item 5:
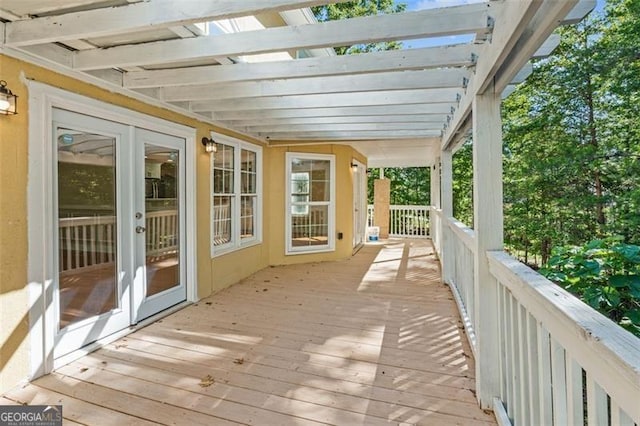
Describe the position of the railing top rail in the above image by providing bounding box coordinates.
[488,250,640,423]
[444,216,476,251]
[389,205,430,210]
[58,215,116,226]
[368,204,430,209]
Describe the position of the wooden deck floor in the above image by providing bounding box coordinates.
[4,239,496,425]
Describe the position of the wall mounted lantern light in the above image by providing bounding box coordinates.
[201,137,217,154]
[350,162,359,172]
[0,81,18,115]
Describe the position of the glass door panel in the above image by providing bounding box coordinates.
[134,128,186,321]
[52,108,132,360]
[57,128,118,329]
[144,144,180,297]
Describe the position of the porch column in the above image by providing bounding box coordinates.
[373,178,390,239]
[472,81,503,408]
[429,159,441,253]
[430,160,441,209]
[440,150,454,284]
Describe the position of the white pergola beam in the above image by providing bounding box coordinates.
[442,0,543,148]
[160,69,469,102]
[3,0,354,47]
[444,0,580,149]
[192,89,459,112]
[211,104,455,121]
[563,0,596,24]
[265,130,442,140]
[220,115,449,127]
[73,3,491,70]
[124,44,476,89]
[533,34,560,58]
[245,122,443,133]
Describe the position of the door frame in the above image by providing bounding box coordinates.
[27,81,197,379]
[352,159,367,253]
[134,128,187,322]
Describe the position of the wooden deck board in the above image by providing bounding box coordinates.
[3,239,495,425]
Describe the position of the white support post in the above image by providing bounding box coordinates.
[430,159,442,253]
[440,150,454,284]
[472,80,504,408]
[430,160,441,209]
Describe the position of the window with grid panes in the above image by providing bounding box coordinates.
[210,133,262,256]
[285,153,335,255]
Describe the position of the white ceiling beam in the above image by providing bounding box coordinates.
[442,0,540,148]
[245,122,443,133]
[123,44,476,89]
[4,0,353,47]
[220,115,449,127]
[73,3,491,70]
[264,130,442,140]
[533,33,561,58]
[443,0,579,149]
[192,89,460,112]
[160,69,469,102]
[211,104,455,121]
[563,0,596,24]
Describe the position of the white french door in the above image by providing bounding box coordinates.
[133,128,186,321]
[52,109,186,359]
[352,160,367,250]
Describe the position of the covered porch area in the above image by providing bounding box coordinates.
[2,239,496,425]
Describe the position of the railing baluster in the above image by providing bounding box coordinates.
[504,291,514,419]
[82,225,88,267]
[90,224,96,266]
[550,337,568,425]
[527,312,540,426]
[511,295,522,424]
[65,227,72,271]
[517,303,530,425]
[610,400,635,426]
[537,324,553,425]
[566,355,584,426]
[586,374,608,426]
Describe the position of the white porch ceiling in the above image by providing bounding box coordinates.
[0,0,595,167]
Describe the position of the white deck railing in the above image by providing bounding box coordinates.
[59,210,177,273]
[367,205,430,238]
[434,209,640,425]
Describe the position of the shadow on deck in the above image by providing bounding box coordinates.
[4,239,496,425]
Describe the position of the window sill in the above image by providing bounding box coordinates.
[211,239,262,259]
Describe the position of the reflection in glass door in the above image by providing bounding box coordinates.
[57,129,118,328]
[53,109,132,359]
[134,129,186,321]
[52,109,187,358]
[144,145,180,297]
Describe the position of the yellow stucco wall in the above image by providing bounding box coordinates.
[0,54,270,393]
[0,53,367,394]
[266,144,367,266]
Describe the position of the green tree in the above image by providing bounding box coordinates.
[367,168,430,205]
[501,3,640,264]
[312,0,406,55]
[452,140,473,227]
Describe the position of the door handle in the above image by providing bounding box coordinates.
[136,226,146,234]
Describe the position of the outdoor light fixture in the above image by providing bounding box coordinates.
[201,137,217,153]
[350,162,359,172]
[0,80,18,115]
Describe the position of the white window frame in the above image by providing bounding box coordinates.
[285,152,336,255]
[210,132,262,257]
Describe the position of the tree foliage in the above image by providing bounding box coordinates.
[540,239,640,337]
[367,168,430,205]
[312,0,406,55]
[499,1,640,266]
